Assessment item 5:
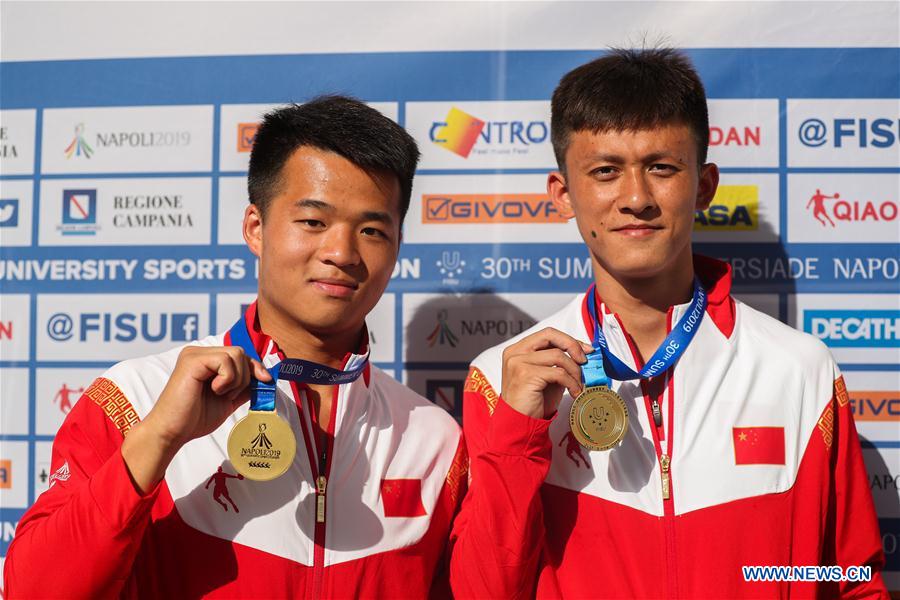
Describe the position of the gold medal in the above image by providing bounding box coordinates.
[227,410,297,481]
[569,385,629,451]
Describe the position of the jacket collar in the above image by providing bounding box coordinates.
[580,254,737,342]
[227,301,371,387]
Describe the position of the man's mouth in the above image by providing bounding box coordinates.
[311,278,359,297]
[611,224,663,237]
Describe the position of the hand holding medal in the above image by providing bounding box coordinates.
[569,279,707,452]
[500,328,593,420]
[121,345,273,494]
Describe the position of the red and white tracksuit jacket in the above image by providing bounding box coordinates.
[448,256,887,598]
[4,303,465,599]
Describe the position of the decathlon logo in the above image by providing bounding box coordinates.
[805,310,900,348]
[46,312,199,343]
[798,117,899,149]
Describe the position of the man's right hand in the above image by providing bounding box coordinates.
[121,346,272,494]
[500,328,592,420]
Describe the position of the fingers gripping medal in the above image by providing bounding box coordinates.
[570,350,629,451]
[227,367,297,482]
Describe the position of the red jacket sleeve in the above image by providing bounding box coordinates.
[448,367,553,599]
[3,378,160,599]
[825,375,889,598]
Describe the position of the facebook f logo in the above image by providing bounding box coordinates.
[171,314,199,341]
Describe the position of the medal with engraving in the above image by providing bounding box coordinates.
[228,409,297,481]
[225,315,369,481]
[570,385,629,451]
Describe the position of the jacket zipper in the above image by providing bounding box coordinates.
[617,307,678,598]
[311,385,337,600]
[292,380,338,600]
[658,310,677,599]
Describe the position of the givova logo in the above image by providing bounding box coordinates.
[237,123,258,153]
[46,312,199,343]
[694,185,758,230]
[422,194,565,224]
[805,310,899,348]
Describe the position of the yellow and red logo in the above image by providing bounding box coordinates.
[237,122,260,153]
[422,194,566,224]
[694,185,759,231]
[430,108,485,158]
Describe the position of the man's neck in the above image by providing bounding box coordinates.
[593,254,695,363]
[255,300,361,370]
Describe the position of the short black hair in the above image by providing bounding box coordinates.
[551,48,709,170]
[248,95,420,222]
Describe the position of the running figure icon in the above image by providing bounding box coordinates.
[53,384,83,414]
[205,466,244,513]
[806,189,839,227]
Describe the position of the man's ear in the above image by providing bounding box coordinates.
[243,203,263,258]
[695,163,720,212]
[548,170,575,219]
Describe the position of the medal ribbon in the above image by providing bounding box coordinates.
[585,278,707,383]
[228,317,369,412]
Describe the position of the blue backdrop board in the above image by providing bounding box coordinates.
[0,0,898,592]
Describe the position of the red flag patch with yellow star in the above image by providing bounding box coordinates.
[732,427,785,465]
[380,479,427,517]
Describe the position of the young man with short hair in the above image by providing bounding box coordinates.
[449,49,887,598]
[5,96,465,598]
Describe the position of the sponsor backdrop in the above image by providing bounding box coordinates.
[0,1,898,591]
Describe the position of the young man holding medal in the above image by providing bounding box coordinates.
[5,96,465,598]
[448,49,888,597]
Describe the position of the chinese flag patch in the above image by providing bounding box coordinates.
[732,427,785,465]
[380,479,426,517]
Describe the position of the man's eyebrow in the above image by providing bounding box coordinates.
[293,199,394,224]
[584,153,626,164]
[293,199,334,211]
[642,151,688,165]
[361,211,394,224]
[582,152,687,165]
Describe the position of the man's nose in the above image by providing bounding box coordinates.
[619,170,657,215]
[319,225,361,266]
